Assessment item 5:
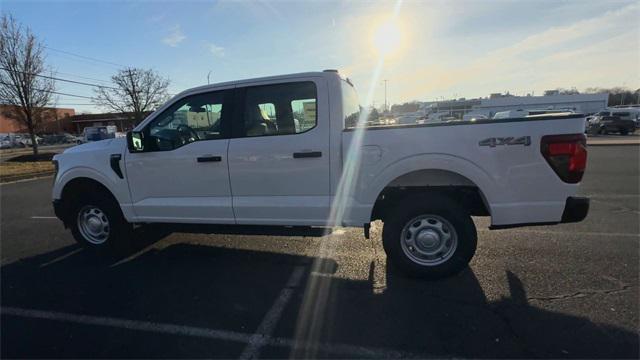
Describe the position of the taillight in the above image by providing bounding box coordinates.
[540,134,587,183]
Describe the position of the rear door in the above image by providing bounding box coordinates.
[227,78,331,225]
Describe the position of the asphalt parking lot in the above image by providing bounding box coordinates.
[1,145,638,358]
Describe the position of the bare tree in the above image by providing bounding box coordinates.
[94,68,170,125]
[0,14,55,155]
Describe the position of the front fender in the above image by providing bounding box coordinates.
[53,166,135,222]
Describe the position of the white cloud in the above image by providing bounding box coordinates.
[162,25,186,47]
[207,43,225,58]
[147,14,165,24]
[385,2,640,101]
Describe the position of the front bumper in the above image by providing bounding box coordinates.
[561,196,590,223]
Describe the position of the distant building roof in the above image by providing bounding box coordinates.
[69,111,153,123]
[477,93,608,108]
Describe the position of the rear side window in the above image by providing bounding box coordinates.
[239,81,317,137]
[342,81,361,128]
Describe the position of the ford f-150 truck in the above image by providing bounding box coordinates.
[52,70,589,278]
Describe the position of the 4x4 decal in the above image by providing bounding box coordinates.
[479,136,531,147]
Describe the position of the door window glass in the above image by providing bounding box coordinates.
[146,90,229,151]
[241,81,317,137]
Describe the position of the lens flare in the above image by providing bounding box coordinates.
[373,20,402,56]
[292,1,404,357]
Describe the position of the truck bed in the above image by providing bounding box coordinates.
[341,114,587,227]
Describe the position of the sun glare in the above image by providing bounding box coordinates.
[372,20,402,56]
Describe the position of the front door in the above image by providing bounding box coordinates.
[227,79,331,225]
[125,88,235,223]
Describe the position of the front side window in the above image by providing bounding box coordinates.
[241,81,317,137]
[146,90,229,151]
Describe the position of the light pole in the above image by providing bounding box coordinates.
[383,79,388,113]
[207,71,212,85]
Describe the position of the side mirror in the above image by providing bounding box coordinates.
[127,131,145,153]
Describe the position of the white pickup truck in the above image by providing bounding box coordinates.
[52,70,589,278]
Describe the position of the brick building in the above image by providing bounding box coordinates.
[0,105,76,133]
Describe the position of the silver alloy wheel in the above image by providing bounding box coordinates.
[77,205,110,245]
[400,214,458,266]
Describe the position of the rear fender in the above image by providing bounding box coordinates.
[350,154,496,223]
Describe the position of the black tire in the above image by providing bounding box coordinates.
[620,128,629,135]
[382,194,477,279]
[68,192,133,254]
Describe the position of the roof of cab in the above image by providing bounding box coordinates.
[176,70,341,98]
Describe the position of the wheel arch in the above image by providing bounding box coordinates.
[369,168,492,222]
[56,175,127,225]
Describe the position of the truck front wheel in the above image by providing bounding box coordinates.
[69,193,133,254]
[382,195,477,279]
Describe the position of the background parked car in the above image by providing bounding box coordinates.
[12,134,43,147]
[82,126,117,143]
[587,115,636,135]
[0,134,31,148]
[595,109,640,128]
[0,135,26,149]
[41,133,83,145]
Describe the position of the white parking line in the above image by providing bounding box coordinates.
[480,229,640,238]
[0,306,414,358]
[1,306,251,343]
[0,176,53,185]
[30,216,57,219]
[39,248,83,268]
[239,266,305,359]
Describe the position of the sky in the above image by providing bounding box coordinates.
[2,0,639,114]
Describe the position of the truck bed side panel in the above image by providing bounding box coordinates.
[340,116,586,226]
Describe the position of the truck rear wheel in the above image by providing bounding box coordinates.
[382,195,477,279]
[69,193,133,254]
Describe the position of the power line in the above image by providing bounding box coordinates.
[0,81,98,100]
[4,35,128,69]
[44,46,128,69]
[56,71,113,85]
[48,103,96,106]
[0,67,119,90]
[51,90,97,100]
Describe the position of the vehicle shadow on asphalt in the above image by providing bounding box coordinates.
[1,230,638,359]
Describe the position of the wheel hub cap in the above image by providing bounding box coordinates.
[77,205,110,245]
[416,229,441,250]
[400,215,458,266]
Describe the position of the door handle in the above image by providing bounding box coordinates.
[293,151,322,159]
[197,156,222,163]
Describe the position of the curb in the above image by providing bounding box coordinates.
[0,171,54,184]
[587,142,640,146]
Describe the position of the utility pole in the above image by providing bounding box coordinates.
[207,71,212,85]
[383,79,388,113]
